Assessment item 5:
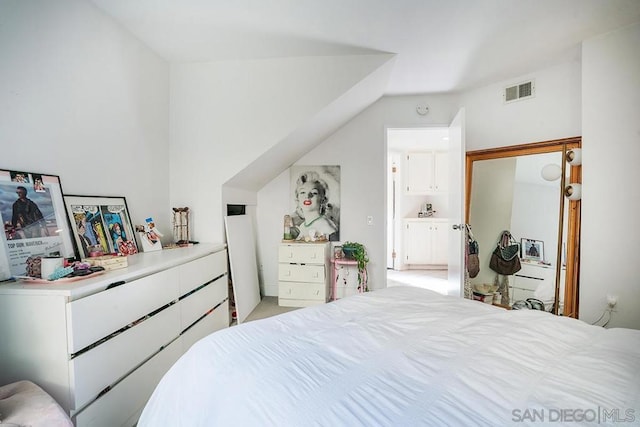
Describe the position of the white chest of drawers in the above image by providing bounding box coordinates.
[0,244,228,427]
[511,262,566,310]
[278,242,330,307]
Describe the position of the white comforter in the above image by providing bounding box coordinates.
[139,286,640,426]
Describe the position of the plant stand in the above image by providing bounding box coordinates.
[331,258,368,301]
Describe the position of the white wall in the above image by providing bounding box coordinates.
[461,60,582,150]
[581,23,640,329]
[510,182,560,265]
[257,94,460,296]
[257,58,584,297]
[0,0,171,237]
[510,153,564,267]
[258,61,582,297]
[169,54,392,243]
[255,170,290,296]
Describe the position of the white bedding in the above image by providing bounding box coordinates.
[139,286,640,426]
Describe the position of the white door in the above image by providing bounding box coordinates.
[447,108,466,297]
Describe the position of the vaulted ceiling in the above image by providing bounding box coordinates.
[88,1,640,192]
[91,0,640,94]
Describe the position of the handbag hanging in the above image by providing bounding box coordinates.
[466,225,480,278]
[489,230,521,275]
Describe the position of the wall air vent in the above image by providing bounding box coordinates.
[504,80,535,103]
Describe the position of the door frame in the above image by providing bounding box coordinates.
[384,125,456,280]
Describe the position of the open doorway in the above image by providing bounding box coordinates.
[386,127,451,294]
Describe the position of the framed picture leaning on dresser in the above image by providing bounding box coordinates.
[64,195,138,259]
[0,168,76,281]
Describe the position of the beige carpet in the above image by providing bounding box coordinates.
[243,296,299,323]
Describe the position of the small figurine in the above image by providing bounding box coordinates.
[172,207,190,244]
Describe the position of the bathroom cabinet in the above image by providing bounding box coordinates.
[403,218,448,265]
[404,151,448,195]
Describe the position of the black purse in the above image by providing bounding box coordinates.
[468,240,480,278]
[466,225,480,278]
[489,230,521,275]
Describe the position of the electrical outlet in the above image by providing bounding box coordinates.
[607,294,618,308]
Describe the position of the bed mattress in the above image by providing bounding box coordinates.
[139,286,640,426]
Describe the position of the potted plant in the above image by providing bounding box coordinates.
[342,241,369,292]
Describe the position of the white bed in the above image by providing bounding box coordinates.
[139,286,640,426]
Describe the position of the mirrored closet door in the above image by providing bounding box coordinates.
[466,137,581,317]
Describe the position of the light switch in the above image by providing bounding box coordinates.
[367,216,374,226]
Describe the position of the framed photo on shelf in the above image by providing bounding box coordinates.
[136,218,163,252]
[521,238,544,262]
[0,169,76,281]
[64,195,138,259]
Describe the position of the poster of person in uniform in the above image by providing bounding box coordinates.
[0,169,75,281]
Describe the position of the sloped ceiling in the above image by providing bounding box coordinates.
[224,54,396,191]
[89,0,640,94]
[88,0,640,191]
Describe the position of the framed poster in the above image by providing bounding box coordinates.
[0,169,76,281]
[64,195,138,259]
[521,238,544,262]
[290,165,341,241]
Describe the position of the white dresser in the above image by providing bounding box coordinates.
[0,244,228,427]
[511,262,566,310]
[278,242,330,307]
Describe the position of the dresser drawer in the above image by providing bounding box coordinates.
[181,300,229,353]
[278,264,325,283]
[518,264,556,281]
[512,286,535,302]
[513,274,544,292]
[67,268,180,354]
[278,244,326,264]
[180,275,227,331]
[74,338,182,427]
[278,281,327,301]
[179,251,227,296]
[69,303,180,411]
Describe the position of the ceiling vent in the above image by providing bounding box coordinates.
[504,80,535,103]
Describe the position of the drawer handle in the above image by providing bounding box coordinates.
[107,280,126,289]
[315,290,320,295]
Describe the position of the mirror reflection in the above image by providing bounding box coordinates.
[469,153,567,311]
[466,138,581,316]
